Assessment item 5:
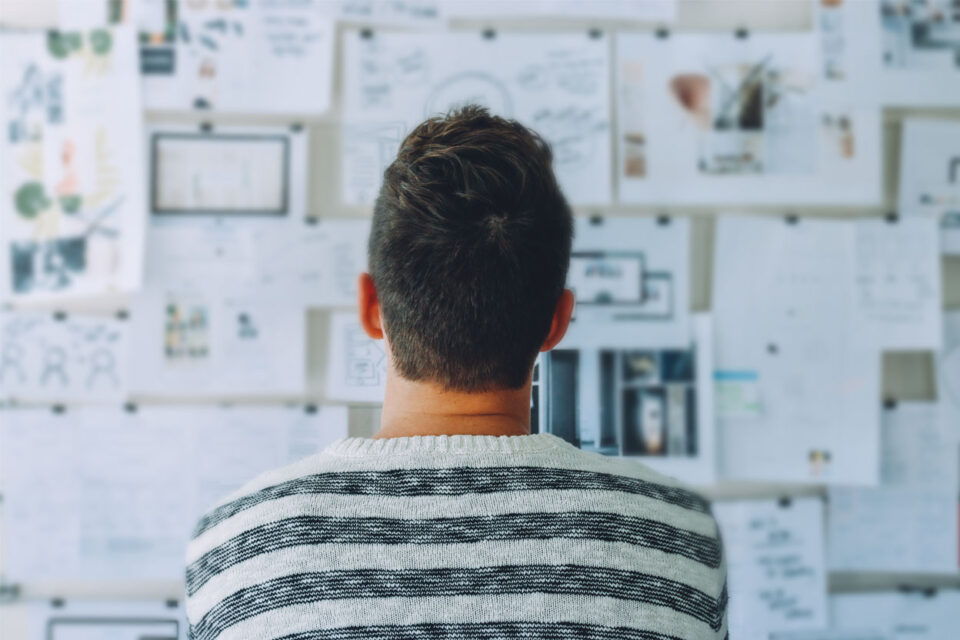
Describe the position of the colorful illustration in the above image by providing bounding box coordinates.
[0,26,145,301]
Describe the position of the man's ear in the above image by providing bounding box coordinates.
[357,273,384,340]
[540,289,575,352]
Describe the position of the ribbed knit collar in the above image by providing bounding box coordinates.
[324,433,576,457]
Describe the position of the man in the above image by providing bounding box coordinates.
[186,106,728,640]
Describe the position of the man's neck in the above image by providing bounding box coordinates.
[374,371,532,439]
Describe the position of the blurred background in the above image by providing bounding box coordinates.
[1,0,959,638]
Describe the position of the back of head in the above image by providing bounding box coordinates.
[370,105,573,391]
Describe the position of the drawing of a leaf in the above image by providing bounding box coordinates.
[14,182,50,219]
[90,29,113,56]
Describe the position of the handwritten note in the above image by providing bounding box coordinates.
[712,498,828,640]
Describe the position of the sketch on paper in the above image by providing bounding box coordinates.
[342,31,611,205]
[0,27,145,301]
[130,291,305,397]
[881,0,960,70]
[714,498,829,639]
[561,217,689,348]
[669,49,818,176]
[0,311,127,401]
[618,32,881,205]
[326,311,387,402]
[344,324,387,389]
[144,0,335,114]
[1,406,347,582]
[146,123,307,218]
[151,132,290,216]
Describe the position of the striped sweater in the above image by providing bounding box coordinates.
[186,433,728,640]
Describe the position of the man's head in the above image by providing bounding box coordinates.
[360,105,574,392]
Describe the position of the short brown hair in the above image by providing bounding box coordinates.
[369,105,573,391]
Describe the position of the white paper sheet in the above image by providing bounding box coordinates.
[31,599,187,639]
[828,486,958,573]
[538,313,714,483]
[819,0,960,107]
[325,311,387,403]
[880,402,957,487]
[827,402,959,574]
[146,123,308,219]
[256,219,371,308]
[444,0,676,21]
[561,216,690,349]
[143,0,335,114]
[940,311,960,441]
[898,118,960,255]
[129,290,305,397]
[832,590,960,639]
[143,223,262,293]
[341,30,611,206]
[714,216,881,485]
[0,310,128,403]
[617,32,882,205]
[0,26,146,302]
[0,404,348,582]
[712,498,829,640]
[853,217,942,349]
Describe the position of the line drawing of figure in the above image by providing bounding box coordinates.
[86,347,119,389]
[0,342,27,385]
[40,345,69,387]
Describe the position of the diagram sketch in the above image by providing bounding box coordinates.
[0,26,146,301]
[341,31,611,206]
[0,310,128,402]
[1,405,347,582]
[326,311,388,402]
[618,32,882,205]
[147,123,308,219]
[561,216,690,349]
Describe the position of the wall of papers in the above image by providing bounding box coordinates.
[1,0,959,638]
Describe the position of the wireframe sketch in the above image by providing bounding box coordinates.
[1,27,145,301]
[881,0,960,70]
[342,32,611,205]
[568,252,645,305]
[344,325,386,388]
[0,311,128,400]
[151,132,290,215]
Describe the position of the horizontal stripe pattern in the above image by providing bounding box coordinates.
[192,466,711,538]
[190,565,726,640]
[186,511,722,596]
[270,622,686,640]
[187,539,723,620]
